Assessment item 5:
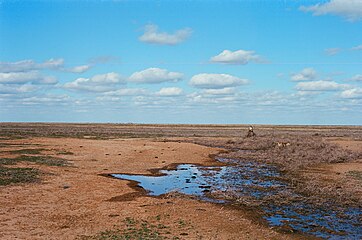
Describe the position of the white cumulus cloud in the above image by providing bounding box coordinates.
[291,68,317,81]
[63,72,124,92]
[105,88,148,96]
[0,71,57,84]
[295,80,349,91]
[210,49,262,64]
[0,59,64,73]
[187,91,239,104]
[139,24,192,45]
[300,0,362,22]
[0,84,39,94]
[0,59,91,74]
[190,73,248,89]
[21,94,71,105]
[351,74,362,81]
[156,87,183,96]
[340,88,362,98]
[0,60,39,73]
[66,65,92,73]
[202,87,236,95]
[129,68,183,84]
[41,58,65,69]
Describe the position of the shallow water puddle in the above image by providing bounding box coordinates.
[113,164,216,197]
[112,158,362,239]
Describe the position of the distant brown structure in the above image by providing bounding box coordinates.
[246,125,256,137]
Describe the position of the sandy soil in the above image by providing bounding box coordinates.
[0,137,303,240]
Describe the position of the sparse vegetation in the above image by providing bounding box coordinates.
[1,123,362,140]
[81,217,184,240]
[212,135,362,171]
[0,155,69,167]
[0,166,39,185]
[347,170,362,181]
[0,138,70,186]
[57,150,74,155]
[2,148,45,155]
[188,135,362,208]
[177,220,186,228]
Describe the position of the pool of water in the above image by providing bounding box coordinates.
[112,158,362,239]
[113,164,216,197]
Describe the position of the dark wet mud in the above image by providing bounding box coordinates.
[112,158,362,239]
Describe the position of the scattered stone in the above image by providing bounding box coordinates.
[196,208,206,211]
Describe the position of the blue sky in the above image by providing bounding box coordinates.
[1,0,362,124]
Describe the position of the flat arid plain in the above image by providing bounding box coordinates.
[0,123,361,240]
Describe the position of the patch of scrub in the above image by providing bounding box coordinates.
[0,166,39,185]
[112,158,362,239]
[0,155,69,167]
